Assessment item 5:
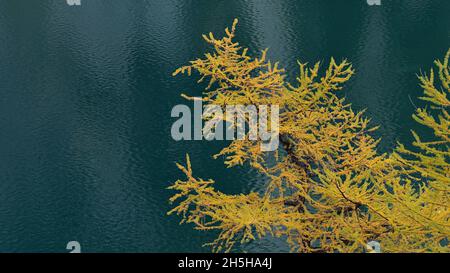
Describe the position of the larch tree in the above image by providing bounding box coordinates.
[168,19,449,253]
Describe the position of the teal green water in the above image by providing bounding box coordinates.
[0,0,448,252]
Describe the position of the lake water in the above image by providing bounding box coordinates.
[0,0,448,252]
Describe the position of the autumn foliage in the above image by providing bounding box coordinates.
[168,19,449,253]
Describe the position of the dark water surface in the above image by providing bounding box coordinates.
[0,0,448,252]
